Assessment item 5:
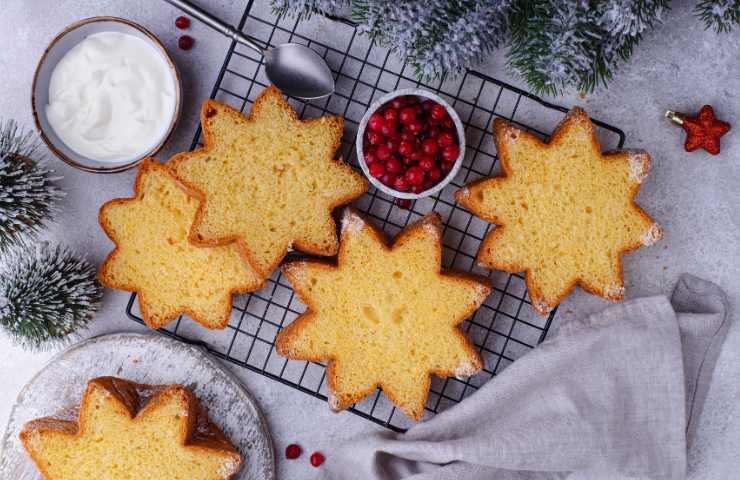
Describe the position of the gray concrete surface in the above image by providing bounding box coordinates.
[0,0,738,478]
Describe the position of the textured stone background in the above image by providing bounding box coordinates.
[0,0,738,478]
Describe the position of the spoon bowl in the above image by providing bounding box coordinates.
[264,44,335,100]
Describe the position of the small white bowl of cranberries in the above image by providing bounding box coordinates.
[357,89,465,201]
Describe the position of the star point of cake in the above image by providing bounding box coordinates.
[457,108,662,314]
[169,87,368,277]
[276,209,491,420]
[20,377,242,480]
[98,160,262,329]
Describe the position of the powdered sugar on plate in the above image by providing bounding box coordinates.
[0,333,275,480]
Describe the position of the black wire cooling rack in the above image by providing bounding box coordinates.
[127,0,626,432]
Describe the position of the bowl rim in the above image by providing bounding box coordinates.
[356,88,466,200]
[31,16,182,174]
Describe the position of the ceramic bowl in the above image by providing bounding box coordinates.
[356,88,466,200]
[32,17,181,173]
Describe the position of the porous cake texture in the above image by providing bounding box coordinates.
[98,159,263,329]
[169,86,368,277]
[276,209,491,421]
[20,376,242,480]
[456,108,663,315]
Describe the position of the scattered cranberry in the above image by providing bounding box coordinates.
[430,104,447,122]
[175,16,190,29]
[438,131,456,147]
[368,113,385,131]
[310,452,325,467]
[396,198,412,209]
[285,444,302,459]
[369,162,385,179]
[178,35,195,50]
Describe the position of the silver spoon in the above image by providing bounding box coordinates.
[163,0,335,100]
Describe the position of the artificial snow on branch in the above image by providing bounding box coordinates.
[0,120,64,250]
[0,242,102,350]
[695,0,740,32]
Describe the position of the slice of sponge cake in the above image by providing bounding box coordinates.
[20,376,242,480]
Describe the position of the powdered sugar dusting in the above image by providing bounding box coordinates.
[627,150,649,183]
[641,223,663,246]
[421,220,440,240]
[341,209,365,235]
[327,392,341,411]
[531,298,552,315]
[454,360,479,380]
[219,457,240,479]
[0,333,275,480]
[604,284,626,299]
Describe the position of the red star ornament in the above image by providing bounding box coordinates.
[680,105,731,155]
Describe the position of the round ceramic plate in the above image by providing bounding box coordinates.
[0,332,275,480]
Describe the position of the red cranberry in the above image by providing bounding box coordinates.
[175,16,190,29]
[376,144,392,160]
[400,132,416,143]
[441,161,454,174]
[396,198,412,209]
[418,156,436,172]
[178,35,195,50]
[386,156,402,173]
[442,145,460,162]
[393,175,410,192]
[364,148,377,165]
[390,97,406,110]
[403,95,419,105]
[381,172,397,186]
[409,150,424,162]
[310,452,325,467]
[405,166,425,186]
[430,104,447,122]
[387,139,401,153]
[406,120,424,135]
[381,123,398,139]
[366,130,383,146]
[402,156,416,166]
[427,127,441,139]
[421,138,439,156]
[438,131,456,147]
[368,113,385,131]
[428,167,442,182]
[285,444,302,459]
[410,184,424,194]
[369,162,386,179]
[398,141,415,157]
[443,117,455,129]
[422,178,435,190]
[399,107,417,125]
[421,99,436,112]
[383,108,398,123]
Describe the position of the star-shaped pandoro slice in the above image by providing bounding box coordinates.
[275,209,491,421]
[20,377,242,480]
[98,159,263,329]
[456,108,663,315]
[168,86,368,278]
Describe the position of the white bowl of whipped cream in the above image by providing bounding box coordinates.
[33,17,181,173]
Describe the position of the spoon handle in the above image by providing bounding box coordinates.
[162,0,264,55]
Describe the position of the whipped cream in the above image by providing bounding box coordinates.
[46,31,176,163]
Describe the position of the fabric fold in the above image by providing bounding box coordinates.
[321,274,730,480]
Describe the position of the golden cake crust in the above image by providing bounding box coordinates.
[168,87,368,277]
[98,159,263,329]
[456,108,663,314]
[20,376,242,480]
[276,209,491,420]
